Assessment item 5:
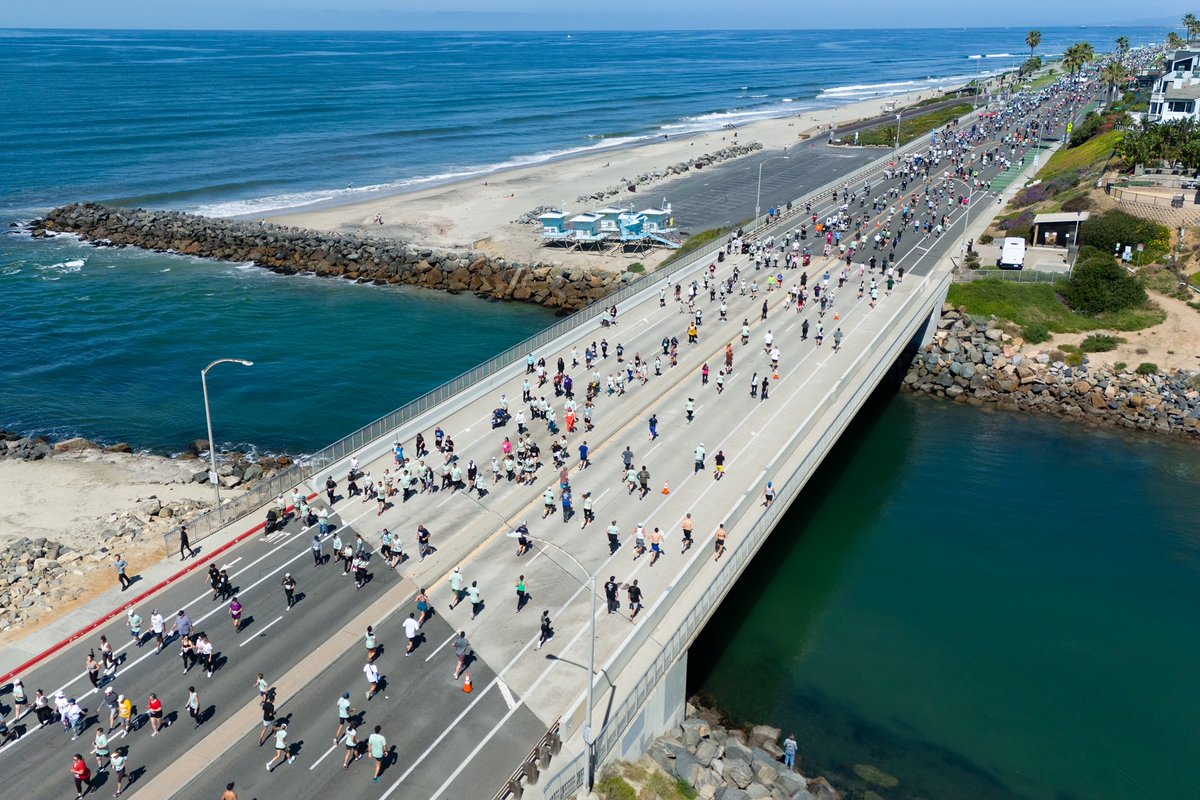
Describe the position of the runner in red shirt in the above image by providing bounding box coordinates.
[70,754,92,799]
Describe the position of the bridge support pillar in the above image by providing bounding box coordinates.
[919,279,951,345]
[603,652,688,766]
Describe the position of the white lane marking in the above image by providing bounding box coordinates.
[239,615,284,647]
[496,678,517,711]
[309,739,341,770]
[220,557,242,570]
[424,631,457,663]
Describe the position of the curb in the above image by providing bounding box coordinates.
[0,495,315,686]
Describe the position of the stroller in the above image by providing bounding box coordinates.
[491,408,510,429]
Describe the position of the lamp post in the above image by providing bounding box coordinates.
[755,155,790,228]
[201,358,254,523]
[893,112,903,155]
[506,530,597,786]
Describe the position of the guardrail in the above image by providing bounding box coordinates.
[541,268,951,800]
[954,268,1067,283]
[494,721,564,800]
[163,120,950,560]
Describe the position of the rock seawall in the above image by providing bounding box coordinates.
[903,306,1200,437]
[623,701,845,800]
[33,203,627,311]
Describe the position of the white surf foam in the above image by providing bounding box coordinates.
[37,258,85,275]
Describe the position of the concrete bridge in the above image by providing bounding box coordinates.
[0,109,1058,800]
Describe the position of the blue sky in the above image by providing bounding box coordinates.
[0,1,1189,30]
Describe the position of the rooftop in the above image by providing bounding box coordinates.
[1165,84,1200,101]
[1033,211,1090,224]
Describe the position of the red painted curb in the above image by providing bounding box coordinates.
[0,494,317,686]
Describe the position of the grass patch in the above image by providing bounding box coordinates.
[596,773,638,800]
[1114,361,1128,371]
[626,262,645,273]
[1036,129,1121,183]
[947,279,1166,335]
[853,103,974,147]
[1136,362,1159,375]
[1028,69,1059,90]
[1080,333,1126,352]
[661,223,743,270]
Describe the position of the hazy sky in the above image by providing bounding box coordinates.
[0,0,1188,31]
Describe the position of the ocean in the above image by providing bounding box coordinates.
[691,392,1200,800]
[2,26,1193,800]
[0,26,1170,452]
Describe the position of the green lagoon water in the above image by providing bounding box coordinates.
[691,393,1200,800]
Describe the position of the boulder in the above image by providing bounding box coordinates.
[53,437,100,452]
[748,724,781,749]
[726,759,754,789]
[807,777,842,800]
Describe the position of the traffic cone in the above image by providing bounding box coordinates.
[833,312,840,321]
[662,481,670,495]
[463,674,473,693]
[773,368,780,380]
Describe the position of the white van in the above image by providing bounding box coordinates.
[998,237,1026,270]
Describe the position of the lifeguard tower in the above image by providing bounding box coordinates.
[569,212,609,248]
[537,211,572,245]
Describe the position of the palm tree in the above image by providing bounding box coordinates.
[1102,62,1130,99]
[1062,42,1095,77]
[1167,31,1186,51]
[1184,13,1199,40]
[1116,35,1130,55]
[1026,29,1042,60]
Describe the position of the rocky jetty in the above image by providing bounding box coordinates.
[0,430,292,488]
[622,702,843,800]
[572,141,764,206]
[903,306,1200,437]
[33,203,627,311]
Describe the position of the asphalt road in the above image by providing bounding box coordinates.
[0,83,1092,800]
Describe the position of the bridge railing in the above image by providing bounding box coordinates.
[541,266,952,799]
[165,122,947,558]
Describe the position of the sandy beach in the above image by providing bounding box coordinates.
[270,88,956,270]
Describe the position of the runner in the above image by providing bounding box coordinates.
[281,573,297,609]
[257,690,276,746]
[368,726,388,782]
[110,747,129,797]
[186,686,202,728]
[649,527,665,566]
[265,721,294,771]
[147,692,165,736]
[70,752,93,799]
[363,662,382,701]
[714,524,728,562]
[334,692,355,744]
[681,513,694,552]
[452,631,470,680]
[627,580,644,621]
[403,613,421,656]
[365,626,379,663]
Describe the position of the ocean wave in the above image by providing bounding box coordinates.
[817,74,977,101]
[37,258,85,275]
[985,53,1014,58]
[1,266,21,276]
[192,135,648,218]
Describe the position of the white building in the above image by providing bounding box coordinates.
[1148,49,1200,122]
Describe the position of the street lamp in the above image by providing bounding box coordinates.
[201,358,254,523]
[505,529,597,786]
[893,112,903,155]
[755,155,789,228]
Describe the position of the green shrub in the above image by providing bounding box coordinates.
[1023,322,1051,343]
[627,262,645,273]
[1136,362,1159,375]
[596,774,638,800]
[978,233,994,245]
[1078,210,1170,264]
[1060,254,1148,315]
[1065,350,1085,366]
[1007,224,1032,243]
[1114,361,1128,371]
[1080,333,1125,352]
[1069,112,1105,147]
